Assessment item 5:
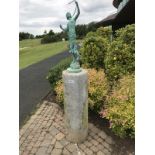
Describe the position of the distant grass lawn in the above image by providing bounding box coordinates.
[19,39,68,69]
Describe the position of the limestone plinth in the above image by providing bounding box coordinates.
[62,69,88,143]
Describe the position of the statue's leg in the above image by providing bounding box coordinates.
[70,42,75,64]
[74,44,80,61]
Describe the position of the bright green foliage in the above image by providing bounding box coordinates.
[105,24,135,82]
[100,75,135,138]
[86,31,98,38]
[80,26,112,69]
[80,36,108,69]
[55,68,109,112]
[115,24,135,45]
[96,27,112,41]
[46,57,71,88]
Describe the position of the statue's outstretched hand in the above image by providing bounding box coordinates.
[60,24,62,29]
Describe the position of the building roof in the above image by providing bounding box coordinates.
[97,13,117,27]
[97,0,135,27]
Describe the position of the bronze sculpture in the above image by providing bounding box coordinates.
[60,0,81,73]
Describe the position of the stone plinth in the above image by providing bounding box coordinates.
[62,69,88,143]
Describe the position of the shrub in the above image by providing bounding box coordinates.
[80,36,108,69]
[41,35,58,44]
[104,24,135,83]
[55,68,109,112]
[100,75,135,138]
[80,26,113,69]
[86,31,99,38]
[87,69,109,112]
[96,27,112,41]
[55,80,64,106]
[46,57,71,88]
[115,24,135,45]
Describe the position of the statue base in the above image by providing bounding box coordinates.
[67,67,82,73]
[68,61,82,73]
[63,69,88,143]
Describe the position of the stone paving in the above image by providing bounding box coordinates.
[19,101,134,155]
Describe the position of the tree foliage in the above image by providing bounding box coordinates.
[19,32,34,41]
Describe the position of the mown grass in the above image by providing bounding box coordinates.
[19,39,68,69]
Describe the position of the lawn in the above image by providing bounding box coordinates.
[19,39,68,69]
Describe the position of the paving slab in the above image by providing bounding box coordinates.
[19,101,135,155]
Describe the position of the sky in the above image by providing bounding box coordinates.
[19,0,116,35]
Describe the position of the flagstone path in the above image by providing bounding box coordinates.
[19,100,135,155]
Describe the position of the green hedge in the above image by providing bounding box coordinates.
[100,75,135,138]
[80,25,135,83]
[105,24,135,83]
[80,36,108,69]
[46,57,71,88]
[96,27,112,41]
[80,27,112,69]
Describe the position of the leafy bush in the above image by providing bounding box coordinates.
[80,26,112,69]
[87,69,109,112]
[100,75,135,138]
[41,30,67,44]
[80,36,108,69]
[96,27,112,41]
[115,24,135,45]
[46,57,71,88]
[41,35,58,44]
[104,24,135,83]
[55,80,64,106]
[86,31,99,38]
[55,68,109,112]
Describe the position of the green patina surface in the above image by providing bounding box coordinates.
[60,0,81,73]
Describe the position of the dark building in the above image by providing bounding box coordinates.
[97,0,135,32]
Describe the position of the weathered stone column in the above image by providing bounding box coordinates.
[63,69,88,143]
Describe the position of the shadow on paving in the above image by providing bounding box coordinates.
[19,51,70,126]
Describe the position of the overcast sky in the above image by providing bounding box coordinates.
[19,0,116,35]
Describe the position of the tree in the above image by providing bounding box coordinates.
[87,22,97,32]
[19,32,34,41]
[76,24,87,39]
[48,30,55,36]
[44,30,47,34]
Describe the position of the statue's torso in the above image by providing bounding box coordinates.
[67,18,76,40]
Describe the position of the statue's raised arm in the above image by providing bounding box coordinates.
[74,0,80,21]
[60,24,68,32]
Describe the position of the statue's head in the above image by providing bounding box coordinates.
[66,12,72,20]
